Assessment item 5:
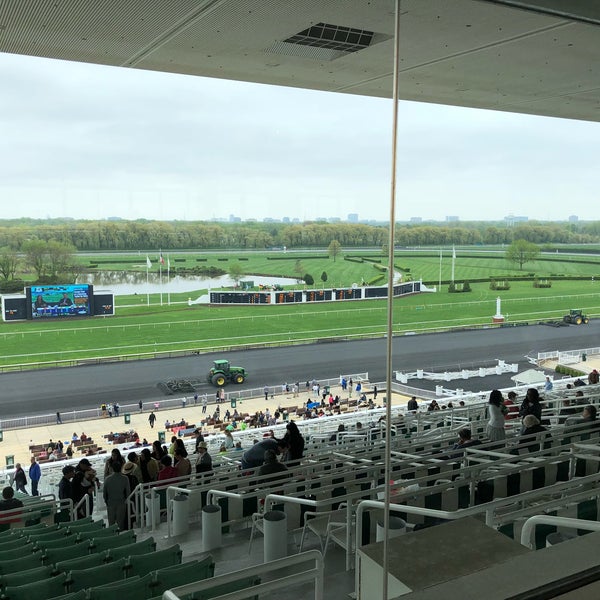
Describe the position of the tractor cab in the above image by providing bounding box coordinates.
[213,359,231,372]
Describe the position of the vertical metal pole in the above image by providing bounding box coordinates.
[383,2,402,599]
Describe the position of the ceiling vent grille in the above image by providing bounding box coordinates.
[267,22,377,61]
[284,22,374,53]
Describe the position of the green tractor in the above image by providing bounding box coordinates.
[207,359,247,387]
[563,309,590,325]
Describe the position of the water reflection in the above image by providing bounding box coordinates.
[77,271,299,295]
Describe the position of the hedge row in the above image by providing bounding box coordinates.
[555,365,586,377]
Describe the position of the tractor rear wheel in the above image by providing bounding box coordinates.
[212,374,226,387]
[234,374,245,384]
[563,316,570,323]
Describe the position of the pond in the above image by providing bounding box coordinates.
[77,271,300,296]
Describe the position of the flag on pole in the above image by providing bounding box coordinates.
[146,255,152,269]
[452,245,456,259]
[159,250,165,265]
[167,255,170,270]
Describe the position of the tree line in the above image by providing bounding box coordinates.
[0,219,598,252]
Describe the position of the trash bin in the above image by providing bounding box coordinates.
[263,510,287,562]
[124,413,131,425]
[0,430,3,442]
[5,455,14,467]
[582,352,587,362]
[145,492,161,527]
[158,431,166,443]
[230,399,237,409]
[202,504,222,550]
[172,493,189,537]
[376,515,406,542]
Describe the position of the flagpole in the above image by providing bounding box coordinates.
[146,255,151,306]
[167,254,171,306]
[159,250,163,307]
[438,247,442,291]
[451,245,456,284]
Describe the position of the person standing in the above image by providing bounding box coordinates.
[138,400,143,412]
[103,461,131,530]
[56,411,62,424]
[13,463,27,494]
[264,385,269,401]
[544,377,553,392]
[202,394,208,414]
[58,465,76,502]
[148,411,157,429]
[29,456,41,496]
[487,389,506,443]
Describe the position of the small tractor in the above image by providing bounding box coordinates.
[563,309,590,325]
[207,359,247,387]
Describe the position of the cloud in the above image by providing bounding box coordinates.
[0,51,599,222]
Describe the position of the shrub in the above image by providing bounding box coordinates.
[490,279,511,290]
[448,282,471,293]
[304,273,314,285]
[0,279,27,293]
[555,365,586,377]
[533,278,552,288]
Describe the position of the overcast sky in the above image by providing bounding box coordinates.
[1,51,599,224]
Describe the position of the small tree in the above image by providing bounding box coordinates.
[506,239,540,270]
[0,247,19,280]
[327,240,342,262]
[228,262,244,287]
[294,260,305,281]
[321,271,328,283]
[304,273,314,285]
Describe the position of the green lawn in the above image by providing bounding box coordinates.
[1,278,599,368]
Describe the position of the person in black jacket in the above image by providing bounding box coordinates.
[519,388,543,429]
[58,465,76,501]
[13,463,27,494]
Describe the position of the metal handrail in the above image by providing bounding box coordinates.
[163,549,324,600]
[520,515,600,549]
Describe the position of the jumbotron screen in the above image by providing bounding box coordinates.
[27,284,92,319]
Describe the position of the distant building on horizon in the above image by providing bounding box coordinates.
[446,215,459,222]
[568,215,579,223]
[409,217,422,223]
[504,214,528,225]
[347,213,358,223]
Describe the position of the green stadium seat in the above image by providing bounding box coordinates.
[87,574,154,600]
[27,529,68,543]
[76,524,118,541]
[104,537,156,561]
[0,545,36,561]
[55,552,108,574]
[2,573,68,600]
[62,520,104,535]
[66,557,128,592]
[126,545,182,578]
[0,565,55,590]
[46,590,88,600]
[57,517,93,531]
[34,537,81,552]
[0,552,43,575]
[150,556,215,596]
[89,530,136,553]
[42,544,90,566]
[2,523,48,539]
[0,538,32,552]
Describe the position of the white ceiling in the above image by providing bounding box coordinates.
[0,0,598,121]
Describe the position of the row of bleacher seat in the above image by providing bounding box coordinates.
[0,516,235,600]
